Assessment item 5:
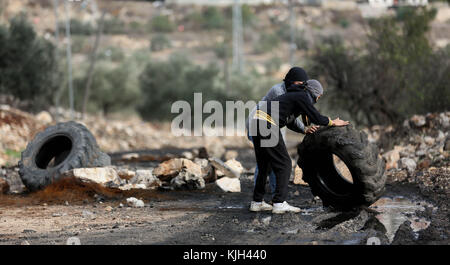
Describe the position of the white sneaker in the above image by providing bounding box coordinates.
[272,201,301,214]
[249,201,273,212]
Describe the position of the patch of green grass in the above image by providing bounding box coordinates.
[5,149,21,159]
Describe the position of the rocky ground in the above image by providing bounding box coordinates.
[0,106,449,245]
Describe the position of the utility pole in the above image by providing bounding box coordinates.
[232,0,244,73]
[82,10,106,117]
[288,0,297,66]
[64,0,74,120]
[53,0,61,118]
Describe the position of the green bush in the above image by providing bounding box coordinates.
[97,46,125,62]
[310,8,448,126]
[185,7,228,31]
[203,7,226,30]
[103,18,126,35]
[254,33,280,54]
[150,15,175,33]
[58,19,94,35]
[265,57,283,74]
[0,14,59,111]
[339,19,349,28]
[150,34,171,52]
[138,54,224,120]
[69,60,141,116]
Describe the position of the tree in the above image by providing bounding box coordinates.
[138,54,223,121]
[310,7,448,126]
[0,14,59,111]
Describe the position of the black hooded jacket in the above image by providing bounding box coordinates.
[257,84,331,128]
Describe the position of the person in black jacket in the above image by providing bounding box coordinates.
[248,80,349,214]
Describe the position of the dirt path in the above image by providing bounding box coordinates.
[0,174,447,245]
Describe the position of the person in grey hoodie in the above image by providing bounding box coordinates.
[245,67,319,202]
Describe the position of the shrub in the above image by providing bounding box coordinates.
[254,33,280,54]
[150,15,175,33]
[0,14,59,111]
[150,34,171,52]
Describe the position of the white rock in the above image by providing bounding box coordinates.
[117,169,136,180]
[383,146,404,170]
[126,197,145,208]
[262,216,272,226]
[224,159,244,176]
[82,210,96,220]
[182,151,194,160]
[423,136,435,146]
[437,131,445,142]
[224,150,238,160]
[64,167,121,187]
[132,169,161,188]
[170,170,205,190]
[216,177,241,193]
[209,158,242,179]
[121,153,139,161]
[399,158,417,174]
[36,111,53,124]
[410,115,426,127]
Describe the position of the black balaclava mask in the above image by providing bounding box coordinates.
[284,67,308,90]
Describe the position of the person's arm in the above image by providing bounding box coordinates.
[286,118,305,134]
[296,94,349,127]
[262,84,285,101]
[297,97,332,126]
[286,116,310,134]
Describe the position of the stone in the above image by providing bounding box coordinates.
[63,167,121,187]
[105,206,113,212]
[293,165,308,186]
[131,169,161,189]
[383,146,404,170]
[36,111,53,124]
[119,183,148,191]
[194,158,216,183]
[410,115,426,127]
[170,170,206,190]
[82,210,96,220]
[117,169,136,180]
[423,136,435,146]
[444,136,450,151]
[182,151,194,160]
[417,159,431,170]
[224,159,244,176]
[399,158,417,174]
[439,112,449,128]
[224,150,238,161]
[0,177,9,194]
[216,177,241,192]
[126,197,145,208]
[261,216,272,226]
[209,158,241,179]
[121,153,139,161]
[205,139,226,159]
[436,131,445,142]
[153,158,202,181]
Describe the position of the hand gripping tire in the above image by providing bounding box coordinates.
[297,125,386,210]
[19,121,111,192]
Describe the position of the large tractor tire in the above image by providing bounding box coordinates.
[297,125,386,210]
[19,121,111,192]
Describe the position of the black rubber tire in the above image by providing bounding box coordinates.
[297,125,386,210]
[19,121,111,192]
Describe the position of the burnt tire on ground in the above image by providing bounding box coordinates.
[297,125,386,210]
[19,121,111,192]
